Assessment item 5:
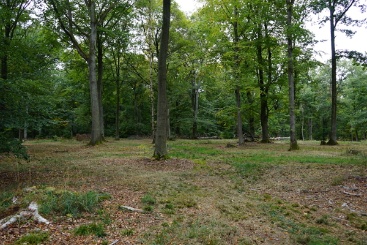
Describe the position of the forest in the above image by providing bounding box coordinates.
[1,1,367,244]
[1,0,367,157]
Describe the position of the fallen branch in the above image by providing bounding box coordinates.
[342,191,362,197]
[119,205,144,213]
[109,240,119,245]
[0,202,50,230]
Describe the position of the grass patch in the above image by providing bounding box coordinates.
[143,217,238,245]
[39,189,110,218]
[14,231,49,244]
[346,212,367,231]
[121,228,135,236]
[141,194,156,212]
[73,223,106,237]
[264,203,339,244]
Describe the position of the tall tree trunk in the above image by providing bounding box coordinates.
[191,80,198,139]
[235,86,244,144]
[308,118,313,140]
[287,0,299,150]
[88,1,102,145]
[256,25,270,143]
[115,68,121,140]
[97,33,105,139]
[150,53,156,143]
[233,6,244,145]
[154,0,171,159]
[327,0,338,145]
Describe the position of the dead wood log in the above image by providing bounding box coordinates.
[0,202,50,230]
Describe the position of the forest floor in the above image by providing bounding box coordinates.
[0,138,367,245]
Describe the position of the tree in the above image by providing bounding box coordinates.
[312,0,362,145]
[286,0,299,150]
[44,0,126,145]
[154,0,171,159]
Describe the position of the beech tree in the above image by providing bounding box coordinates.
[312,0,363,145]
[286,0,299,150]
[154,0,170,159]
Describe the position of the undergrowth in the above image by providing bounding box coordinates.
[14,231,49,244]
[40,189,111,218]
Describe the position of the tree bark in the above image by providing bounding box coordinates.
[327,0,338,145]
[88,1,103,145]
[233,6,244,145]
[97,33,105,139]
[246,91,255,141]
[154,0,171,159]
[191,79,199,139]
[287,0,299,150]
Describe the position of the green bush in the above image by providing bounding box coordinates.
[0,133,29,160]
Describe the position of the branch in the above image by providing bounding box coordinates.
[334,0,357,27]
[119,205,144,212]
[49,0,89,61]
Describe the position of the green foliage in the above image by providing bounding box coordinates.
[40,190,111,218]
[141,194,156,212]
[0,133,29,160]
[73,223,106,237]
[141,194,156,205]
[0,191,14,214]
[14,231,49,245]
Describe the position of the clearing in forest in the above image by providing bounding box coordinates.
[0,139,366,244]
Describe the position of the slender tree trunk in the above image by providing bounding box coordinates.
[97,33,105,139]
[88,1,102,145]
[191,80,199,139]
[233,6,244,145]
[235,86,244,144]
[246,91,255,141]
[1,24,11,80]
[287,0,299,150]
[308,118,313,140]
[150,53,156,143]
[257,26,270,143]
[328,1,338,145]
[115,77,120,140]
[154,0,171,159]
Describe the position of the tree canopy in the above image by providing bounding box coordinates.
[1,0,367,158]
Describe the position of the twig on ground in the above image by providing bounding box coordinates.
[119,205,144,213]
[342,191,362,197]
[109,240,119,245]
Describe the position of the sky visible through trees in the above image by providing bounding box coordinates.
[177,0,367,62]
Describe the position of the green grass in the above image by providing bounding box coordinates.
[14,231,49,244]
[40,190,111,218]
[143,217,238,245]
[73,223,106,237]
[264,202,339,245]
